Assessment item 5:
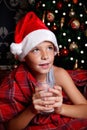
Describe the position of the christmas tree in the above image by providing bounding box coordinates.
[15,0,87,70]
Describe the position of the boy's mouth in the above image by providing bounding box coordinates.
[39,63,50,69]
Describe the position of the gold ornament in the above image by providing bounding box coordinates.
[69,9,75,17]
[42,11,46,23]
[84,29,87,37]
[28,0,35,5]
[69,42,78,51]
[74,59,78,70]
[60,17,65,28]
[47,12,55,22]
[71,19,80,29]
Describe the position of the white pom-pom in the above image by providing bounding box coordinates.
[10,43,22,55]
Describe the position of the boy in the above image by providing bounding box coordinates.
[0,11,87,130]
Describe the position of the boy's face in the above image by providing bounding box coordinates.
[25,41,55,74]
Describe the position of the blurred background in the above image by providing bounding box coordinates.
[0,0,87,70]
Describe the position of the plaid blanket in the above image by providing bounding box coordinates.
[0,63,87,130]
[67,70,87,87]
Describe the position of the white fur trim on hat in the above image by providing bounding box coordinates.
[10,29,59,61]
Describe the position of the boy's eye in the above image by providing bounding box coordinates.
[32,48,39,53]
[48,46,54,50]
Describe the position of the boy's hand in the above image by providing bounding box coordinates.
[32,86,54,113]
[32,85,63,113]
[48,85,63,113]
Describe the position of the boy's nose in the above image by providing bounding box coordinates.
[41,51,49,60]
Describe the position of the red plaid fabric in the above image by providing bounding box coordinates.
[67,70,87,87]
[0,63,87,130]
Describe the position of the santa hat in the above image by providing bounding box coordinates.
[10,11,58,61]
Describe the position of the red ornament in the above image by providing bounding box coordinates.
[56,1,63,9]
[51,25,58,31]
[36,1,41,9]
[73,0,78,4]
[80,23,85,31]
[60,47,69,56]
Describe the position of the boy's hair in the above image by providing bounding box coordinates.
[10,11,59,61]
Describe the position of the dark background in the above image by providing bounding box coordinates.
[0,0,87,70]
[0,0,18,66]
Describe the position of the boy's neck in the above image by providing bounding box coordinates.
[35,74,47,82]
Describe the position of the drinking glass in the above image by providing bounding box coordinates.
[37,81,54,113]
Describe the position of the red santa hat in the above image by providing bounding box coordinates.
[10,11,58,61]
